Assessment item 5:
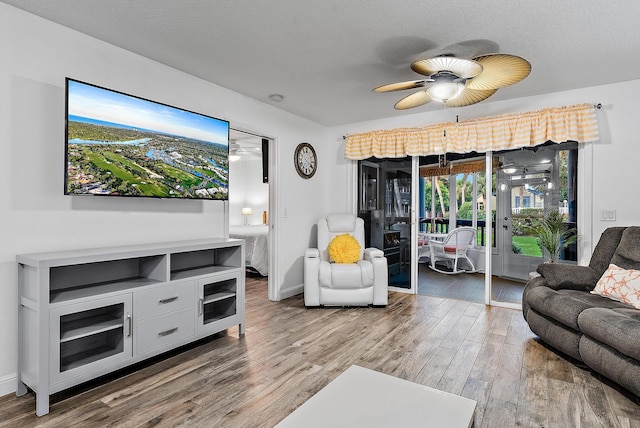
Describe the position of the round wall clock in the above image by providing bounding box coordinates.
[294,142,317,179]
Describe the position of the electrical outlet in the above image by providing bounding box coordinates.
[600,209,616,221]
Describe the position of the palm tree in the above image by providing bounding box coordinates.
[434,176,447,217]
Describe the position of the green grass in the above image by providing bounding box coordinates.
[104,151,149,176]
[513,235,542,257]
[88,152,138,182]
[88,151,172,196]
[156,163,203,187]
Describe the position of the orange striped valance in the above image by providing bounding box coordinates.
[345,103,599,160]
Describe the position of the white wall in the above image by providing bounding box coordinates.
[0,3,329,394]
[329,79,640,257]
[229,157,269,226]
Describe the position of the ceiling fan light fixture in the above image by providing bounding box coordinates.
[427,81,465,103]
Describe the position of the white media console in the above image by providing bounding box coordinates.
[16,238,245,416]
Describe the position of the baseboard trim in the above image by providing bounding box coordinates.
[279,284,303,300]
[0,373,16,397]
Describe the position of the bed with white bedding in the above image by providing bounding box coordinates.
[229,225,269,276]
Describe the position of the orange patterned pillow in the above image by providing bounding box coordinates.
[591,264,640,308]
[328,234,361,264]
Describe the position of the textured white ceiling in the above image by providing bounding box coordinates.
[4,0,640,126]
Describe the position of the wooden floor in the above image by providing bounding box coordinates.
[3,275,640,427]
[418,265,525,304]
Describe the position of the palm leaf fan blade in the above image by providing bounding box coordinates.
[394,91,431,110]
[466,54,531,90]
[411,57,483,79]
[373,80,430,93]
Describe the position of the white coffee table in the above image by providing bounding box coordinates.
[275,365,476,427]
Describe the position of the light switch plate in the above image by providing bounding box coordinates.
[601,209,616,221]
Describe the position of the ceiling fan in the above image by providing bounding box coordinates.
[374,54,531,109]
[229,140,262,160]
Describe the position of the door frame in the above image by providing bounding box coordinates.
[226,126,279,301]
[406,156,419,295]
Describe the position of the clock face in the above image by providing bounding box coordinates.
[294,143,317,179]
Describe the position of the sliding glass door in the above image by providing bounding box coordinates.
[357,143,579,308]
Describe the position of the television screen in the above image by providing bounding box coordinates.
[65,78,230,200]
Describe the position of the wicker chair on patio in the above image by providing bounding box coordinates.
[428,226,477,274]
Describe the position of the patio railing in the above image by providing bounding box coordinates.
[420,218,496,246]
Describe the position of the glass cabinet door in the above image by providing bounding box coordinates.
[358,157,413,290]
[360,161,380,211]
[50,293,133,386]
[196,272,242,335]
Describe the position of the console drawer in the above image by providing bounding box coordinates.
[136,308,195,354]
[137,281,194,319]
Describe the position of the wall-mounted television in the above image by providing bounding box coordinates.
[65,78,230,200]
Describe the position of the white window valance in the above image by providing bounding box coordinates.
[345,103,599,160]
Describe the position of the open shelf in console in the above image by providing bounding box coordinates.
[170,245,242,281]
[50,255,167,304]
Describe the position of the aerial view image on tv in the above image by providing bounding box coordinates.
[65,79,230,199]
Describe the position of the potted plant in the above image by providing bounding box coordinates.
[533,211,577,262]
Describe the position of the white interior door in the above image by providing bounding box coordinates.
[497,174,545,281]
[495,146,564,282]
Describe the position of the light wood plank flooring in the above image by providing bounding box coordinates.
[2,275,640,427]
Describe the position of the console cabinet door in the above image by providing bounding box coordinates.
[50,294,133,387]
[196,272,242,335]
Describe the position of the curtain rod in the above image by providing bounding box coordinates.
[341,103,603,140]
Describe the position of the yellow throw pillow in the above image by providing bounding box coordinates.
[328,234,361,264]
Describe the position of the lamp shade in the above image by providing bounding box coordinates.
[242,207,253,216]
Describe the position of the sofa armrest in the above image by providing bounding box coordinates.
[305,248,319,259]
[536,263,600,291]
[363,247,384,259]
[304,248,320,306]
[364,247,388,306]
[522,275,547,321]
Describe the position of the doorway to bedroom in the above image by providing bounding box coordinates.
[228,129,272,283]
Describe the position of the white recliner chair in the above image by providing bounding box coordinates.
[304,213,388,307]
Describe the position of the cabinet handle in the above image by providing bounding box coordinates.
[127,313,132,337]
[199,298,204,316]
[158,327,178,337]
[159,296,178,304]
